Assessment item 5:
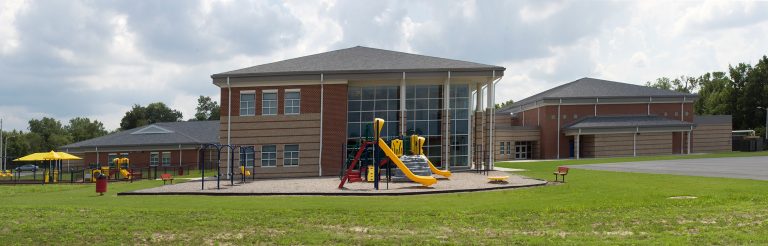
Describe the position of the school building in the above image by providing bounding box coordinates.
[58,46,733,176]
[213,46,505,178]
[59,121,219,169]
[494,77,732,160]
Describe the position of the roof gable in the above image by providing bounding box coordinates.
[212,46,504,78]
[130,125,174,135]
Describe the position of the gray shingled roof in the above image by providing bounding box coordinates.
[563,115,694,130]
[60,121,219,149]
[507,77,695,110]
[212,46,505,78]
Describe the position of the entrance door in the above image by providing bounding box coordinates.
[515,143,528,159]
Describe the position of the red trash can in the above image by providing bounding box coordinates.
[95,174,107,196]
[177,167,184,176]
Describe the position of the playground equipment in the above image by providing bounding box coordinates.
[114,157,131,180]
[198,144,257,190]
[339,118,438,189]
[374,118,437,187]
[410,135,452,178]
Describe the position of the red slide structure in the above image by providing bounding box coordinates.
[338,141,371,189]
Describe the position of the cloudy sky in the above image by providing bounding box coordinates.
[1,0,767,131]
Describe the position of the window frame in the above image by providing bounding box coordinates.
[262,90,278,116]
[240,146,256,168]
[239,91,256,116]
[149,152,159,167]
[284,89,301,115]
[283,144,299,167]
[261,145,277,167]
[161,151,171,167]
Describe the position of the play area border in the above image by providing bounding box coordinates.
[116,181,547,196]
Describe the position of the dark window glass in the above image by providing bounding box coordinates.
[362,87,375,99]
[348,87,361,100]
[348,101,360,112]
[361,101,374,111]
[347,112,360,123]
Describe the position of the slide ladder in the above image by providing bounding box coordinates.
[338,141,371,189]
[377,138,437,187]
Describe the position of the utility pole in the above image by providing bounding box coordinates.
[0,118,3,170]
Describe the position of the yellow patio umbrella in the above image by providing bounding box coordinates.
[53,151,82,160]
[14,151,81,161]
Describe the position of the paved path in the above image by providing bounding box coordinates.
[570,156,768,180]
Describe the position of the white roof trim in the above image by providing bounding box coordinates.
[130,125,174,135]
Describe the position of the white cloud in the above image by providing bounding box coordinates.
[1,0,768,131]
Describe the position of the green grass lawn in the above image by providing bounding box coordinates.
[1,152,767,245]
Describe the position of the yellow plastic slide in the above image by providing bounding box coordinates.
[422,156,452,178]
[119,169,131,179]
[378,138,437,187]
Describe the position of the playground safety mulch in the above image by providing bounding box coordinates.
[119,171,547,196]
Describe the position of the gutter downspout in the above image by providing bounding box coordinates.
[227,77,232,176]
[557,98,562,159]
[178,144,182,167]
[681,96,685,154]
[318,73,324,177]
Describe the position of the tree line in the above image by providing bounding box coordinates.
[646,55,768,138]
[2,96,219,163]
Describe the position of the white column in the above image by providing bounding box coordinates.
[178,144,182,167]
[318,73,324,176]
[475,83,484,112]
[687,129,692,154]
[226,77,232,175]
[575,134,580,159]
[486,74,494,169]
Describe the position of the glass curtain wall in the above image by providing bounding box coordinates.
[449,84,470,167]
[347,86,400,143]
[406,85,443,166]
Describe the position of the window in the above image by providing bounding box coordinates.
[261,145,276,167]
[240,92,255,116]
[284,145,299,166]
[347,86,400,141]
[500,142,505,155]
[262,91,277,115]
[161,152,171,166]
[240,146,255,167]
[406,85,442,166]
[107,153,118,168]
[150,152,159,166]
[449,84,470,167]
[285,91,300,115]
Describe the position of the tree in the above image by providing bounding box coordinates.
[66,117,108,142]
[120,102,183,130]
[27,117,72,152]
[495,99,515,109]
[645,76,697,93]
[694,72,733,116]
[645,77,673,91]
[1,130,31,163]
[193,96,220,121]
